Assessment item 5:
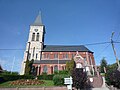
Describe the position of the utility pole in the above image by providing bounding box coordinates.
[110,32,120,71]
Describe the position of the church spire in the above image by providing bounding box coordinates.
[31,12,43,26]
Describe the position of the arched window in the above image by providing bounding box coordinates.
[54,65,58,72]
[28,53,31,60]
[43,65,47,73]
[32,47,35,58]
[36,33,39,41]
[65,54,68,59]
[72,54,75,58]
[54,54,58,59]
[32,33,35,41]
[63,54,65,59]
[36,53,38,59]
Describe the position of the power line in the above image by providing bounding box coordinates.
[116,32,120,41]
[0,49,25,51]
[83,42,110,46]
[0,41,118,51]
[96,43,111,59]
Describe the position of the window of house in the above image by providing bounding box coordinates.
[32,47,35,58]
[54,54,58,59]
[63,54,65,59]
[84,57,86,60]
[47,54,50,59]
[72,54,75,58]
[43,65,47,73]
[44,54,46,59]
[32,33,35,41]
[36,33,39,41]
[43,54,49,59]
[65,54,68,59]
[28,53,31,60]
[34,29,38,32]
[36,53,38,59]
[54,65,58,72]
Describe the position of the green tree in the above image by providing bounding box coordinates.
[72,68,88,90]
[100,57,107,73]
[66,58,76,75]
[24,59,34,75]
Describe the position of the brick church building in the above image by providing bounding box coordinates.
[20,13,96,75]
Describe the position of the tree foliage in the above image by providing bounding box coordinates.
[24,59,34,75]
[72,68,88,90]
[105,62,120,89]
[66,58,76,75]
[100,57,107,73]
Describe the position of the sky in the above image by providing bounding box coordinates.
[0,0,120,73]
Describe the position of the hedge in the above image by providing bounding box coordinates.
[0,74,34,82]
[38,74,54,80]
[0,76,5,84]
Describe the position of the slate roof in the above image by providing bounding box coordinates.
[31,12,43,26]
[42,45,93,53]
[34,60,71,64]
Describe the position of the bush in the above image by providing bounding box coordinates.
[72,68,88,89]
[0,76,5,84]
[58,70,69,75]
[53,74,69,86]
[0,71,19,75]
[38,74,54,80]
[0,74,34,82]
[105,69,120,89]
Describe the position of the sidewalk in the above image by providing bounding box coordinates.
[0,87,110,90]
[92,87,109,90]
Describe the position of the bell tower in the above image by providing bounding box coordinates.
[20,13,45,75]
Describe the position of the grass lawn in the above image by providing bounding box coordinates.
[0,80,54,88]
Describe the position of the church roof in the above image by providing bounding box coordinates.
[31,12,43,26]
[34,60,70,64]
[42,45,93,53]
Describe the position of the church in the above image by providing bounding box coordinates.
[20,13,96,75]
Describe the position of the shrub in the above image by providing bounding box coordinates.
[105,69,120,89]
[0,76,5,84]
[0,74,34,82]
[53,74,69,86]
[38,74,54,80]
[72,68,88,89]
[0,71,19,75]
[59,70,69,75]
[54,71,58,74]
[41,72,47,75]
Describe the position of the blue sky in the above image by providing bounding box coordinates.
[0,0,120,73]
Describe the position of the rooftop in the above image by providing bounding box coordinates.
[31,12,43,26]
[42,45,93,53]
